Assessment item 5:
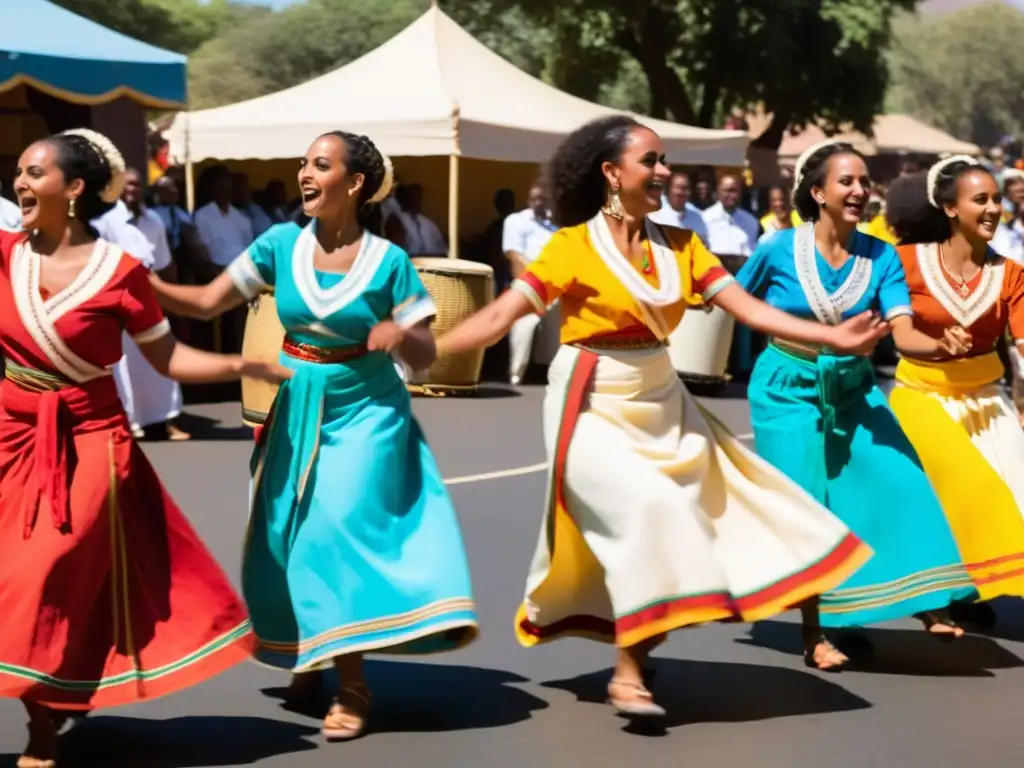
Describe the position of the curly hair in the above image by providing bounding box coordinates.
[885,160,994,245]
[45,133,116,224]
[545,115,644,228]
[792,142,862,222]
[320,131,392,235]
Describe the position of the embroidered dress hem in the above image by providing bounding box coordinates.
[255,601,478,672]
[515,345,871,649]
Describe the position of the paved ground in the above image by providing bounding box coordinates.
[3,383,1024,767]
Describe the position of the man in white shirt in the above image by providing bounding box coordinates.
[193,169,254,268]
[0,185,20,232]
[392,184,448,256]
[701,174,761,378]
[650,172,709,242]
[232,172,273,238]
[115,169,190,441]
[503,184,558,385]
[701,174,759,257]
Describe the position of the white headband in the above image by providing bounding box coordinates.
[368,153,394,204]
[59,128,127,204]
[926,154,978,208]
[792,140,844,195]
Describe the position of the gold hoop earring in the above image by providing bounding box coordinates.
[68,198,77,219]
[602,184,624,220]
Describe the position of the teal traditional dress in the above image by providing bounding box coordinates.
[227,222,478,671]
[736,224,976,627]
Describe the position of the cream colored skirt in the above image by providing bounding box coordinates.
[514,344,870,648]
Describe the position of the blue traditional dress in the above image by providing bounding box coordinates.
[226,221,478,671]
[736,223,976,627]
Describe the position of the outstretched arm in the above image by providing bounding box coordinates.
[711,283,888,355]
[437,290,535,356]
[137,332,290,385]
[149,270,248,321]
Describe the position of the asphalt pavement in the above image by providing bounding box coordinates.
[2,384,1022,768]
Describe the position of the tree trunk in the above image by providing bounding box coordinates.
[615,16,698,125]
[750,110,790,151]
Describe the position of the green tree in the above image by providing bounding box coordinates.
[445,0,916,148]
[49,0,267,54]
[886,4,1024,148]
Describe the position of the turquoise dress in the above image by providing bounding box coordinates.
[736,224,975,627]
[229,222,478,671]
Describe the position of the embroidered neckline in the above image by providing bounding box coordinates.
[916,242,1001,328]
[587,213,681,307]
[793,223,873,325]
[292,221,390,320]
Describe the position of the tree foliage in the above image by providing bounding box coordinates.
[446,0,916,148]
[886,4,1024,148]
[49,0,266,55]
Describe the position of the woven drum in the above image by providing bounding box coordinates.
[408,257,494,394]
[240,292,285,427]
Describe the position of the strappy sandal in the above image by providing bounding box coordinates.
[607,678,666,718]
[18,712,58,768]
[915,610,964,641]
[321,682,371,742]
[803,634,848,672]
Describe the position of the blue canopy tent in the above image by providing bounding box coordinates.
[0,0,186,109]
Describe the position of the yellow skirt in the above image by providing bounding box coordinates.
[889,353,1024,599]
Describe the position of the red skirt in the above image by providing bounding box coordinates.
[0,376,253,711]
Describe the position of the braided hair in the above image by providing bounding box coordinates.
[545,115,644,228]
[320,131,393,235]
[792,142,863,222]
[886,158,993,245]
[45,132,117,224]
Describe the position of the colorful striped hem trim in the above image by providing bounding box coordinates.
[820,565,975,614]
[0,621,253,710]
[256,613,479,673]
[516,533,871,648]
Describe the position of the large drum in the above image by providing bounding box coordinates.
[667,253,744,386]
[407,257,494,394]
[240,292,285,427]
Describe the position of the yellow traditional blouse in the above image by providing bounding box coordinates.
[512,215,734,345]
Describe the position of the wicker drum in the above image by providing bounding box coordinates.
[240,292,286,427]
[408,257,494,394]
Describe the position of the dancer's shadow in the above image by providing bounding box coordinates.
[541,657,870,736]
[262,660,547,733]
[963,597,1024,644]
[739,619,1023,677]
[170,412,253,442]
[3,715,319,767]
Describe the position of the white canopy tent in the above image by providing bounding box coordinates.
[168,5,747,254]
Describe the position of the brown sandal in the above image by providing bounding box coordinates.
[18,708,58,768]
[321,682,371,742]
[607,678,666,718]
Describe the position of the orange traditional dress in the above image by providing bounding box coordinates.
[510,213,871,649]
[889,243,1024,598]
[0,231,252,710]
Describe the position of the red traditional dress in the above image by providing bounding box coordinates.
[0,231,252,711]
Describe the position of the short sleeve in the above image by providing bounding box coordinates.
[119,263,170,344]
[1004,261,1024,343]
[389,247,437,329]
[735,237,774,299]
[511,229,577,313]
[687,233,734,301]
[501,214,525,254]
[876,242,914,321]
[226,226,278,300]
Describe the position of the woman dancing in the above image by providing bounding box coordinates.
[0,129,287,768]
[885,156,1024,627]
[437,115,886,717]
[737,141,977,671]
[149,131,478,741]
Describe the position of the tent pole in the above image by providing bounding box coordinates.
[448,152,459,260]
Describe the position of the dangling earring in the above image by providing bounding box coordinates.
[68,198,77,219]
[602,183,624,220]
